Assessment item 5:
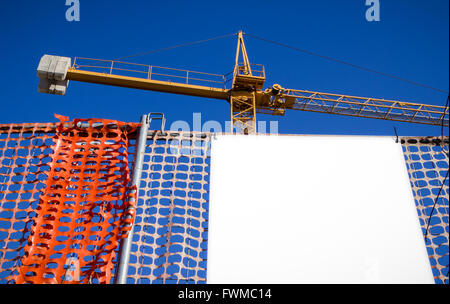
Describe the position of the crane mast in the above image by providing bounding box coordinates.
[230,31,266,133]
[36,32,449,132]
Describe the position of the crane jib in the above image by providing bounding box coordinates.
[36,49,449,129]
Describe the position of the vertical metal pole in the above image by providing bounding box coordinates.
[116,114,149,284]
[148,66,152,80]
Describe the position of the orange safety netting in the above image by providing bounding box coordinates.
[13,115,138,284]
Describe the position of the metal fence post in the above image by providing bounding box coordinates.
[116,114,150,284]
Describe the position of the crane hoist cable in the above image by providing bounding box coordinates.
[113,32,238,61]
[244,32,449,95]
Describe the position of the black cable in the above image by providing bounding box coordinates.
[439,96,449,263]
[114,33,237,61]
[244,33,449,94]
[438,100,449,281]
[418,93,449,281]
[393,126,399,143]
[424,167,449,242]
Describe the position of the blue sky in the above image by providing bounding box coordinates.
[0,0,448,136]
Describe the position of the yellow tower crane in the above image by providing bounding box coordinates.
[36,31,449,133]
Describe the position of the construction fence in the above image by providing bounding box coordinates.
[0,117,448,284]
[401,137,449,284]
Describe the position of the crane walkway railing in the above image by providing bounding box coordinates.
[72,57,227,89]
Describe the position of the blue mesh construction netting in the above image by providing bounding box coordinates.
[125,131,211,284]
[401,137,449,284]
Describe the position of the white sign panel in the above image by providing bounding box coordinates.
[207,135,434,284]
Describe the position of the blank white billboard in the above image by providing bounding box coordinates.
[207,135,434,284]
